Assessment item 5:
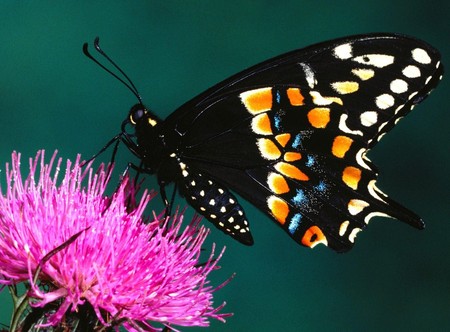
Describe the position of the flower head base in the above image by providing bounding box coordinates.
[0,151,230,331]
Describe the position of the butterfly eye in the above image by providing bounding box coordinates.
[129,104,147,125]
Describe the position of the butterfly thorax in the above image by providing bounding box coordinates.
[127,104,175,177]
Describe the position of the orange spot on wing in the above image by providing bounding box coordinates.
[284,152,302,162]
[267,173,289,194]
[257,138,281,160]
[275,162,309,181]
[268,196,289,224]
[240,87,273,114]
[342,166,362,190]
[287,88,305,106]
[252,113,272,135]
[332,135,353,158]
[301,225,328,248]
[307,108,330,128]
[275,133,291,147]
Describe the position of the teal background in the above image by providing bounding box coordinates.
[0,1,449,331]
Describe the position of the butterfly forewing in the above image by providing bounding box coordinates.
[132,33,443,252]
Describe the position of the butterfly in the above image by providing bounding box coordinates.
[85,33,443,253]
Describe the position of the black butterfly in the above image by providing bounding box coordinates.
[85,33,443,253]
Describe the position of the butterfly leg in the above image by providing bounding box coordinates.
[158,179,177,219]
[82,132,123,167]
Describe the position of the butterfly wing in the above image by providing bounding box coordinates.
[162,33,443,252]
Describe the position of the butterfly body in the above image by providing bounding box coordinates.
[119,33,443,252]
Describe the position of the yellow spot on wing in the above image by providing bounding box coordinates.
[252,113,272,135]
[342,166,362,190]
[310,91,343,106]
[267,173,289,194]
[240,87,273,114]
[351,68,375,80]
[275,162,309,181]
[331,81,359,94]
[257,138,281,160]
[307,108,330,128]
[267,196,289,224]
[332,135,353,158]
[284,152,302,162]
[301,225,328,248]
[275,133,291,147]
[287,88,305,106]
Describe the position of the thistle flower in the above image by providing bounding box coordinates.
[0,150,231,331]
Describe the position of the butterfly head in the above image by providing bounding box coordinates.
[124,103,161,130]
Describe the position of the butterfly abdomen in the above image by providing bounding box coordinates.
[177,161,254,245]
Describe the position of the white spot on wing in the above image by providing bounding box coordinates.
[408,91,418,101]
[394,116,404,125]
[402,65,421,78]
[353,54,394,68]
[339,220,350,236]
[338,114,363,136]
[364,211,391,224]
[360,111,378,127]
[367,180,388,203]
[412,48,431,64]
[356,148,371,170]
[299,62,317,88]
[377,132,386,142]
[390,79,408,94]
[348,228,361,243]
[375,94,395,109]
[348,199,369,215]
[333,43,353,59]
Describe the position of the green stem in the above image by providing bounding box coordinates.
[8,284,30,332]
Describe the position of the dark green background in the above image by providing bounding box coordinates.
[0,1,449,331]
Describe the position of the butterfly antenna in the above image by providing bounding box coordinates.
[83,37,143,104]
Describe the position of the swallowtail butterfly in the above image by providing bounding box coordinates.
[86,33,443,252]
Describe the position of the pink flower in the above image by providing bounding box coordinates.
[0,151,231,331]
